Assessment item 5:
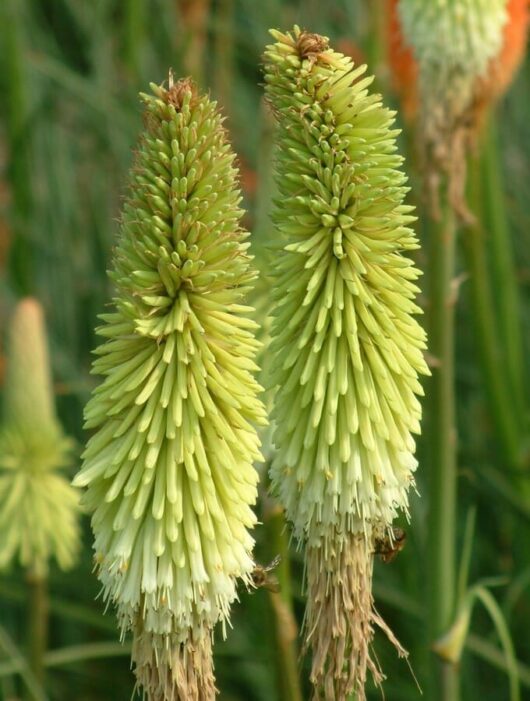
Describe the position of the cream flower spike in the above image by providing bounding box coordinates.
[74,76,266,700]
[263,26,429,701]
[0,298,79,577]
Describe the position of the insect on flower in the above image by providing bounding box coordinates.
[251,554,282,593]
[374,527,407,563]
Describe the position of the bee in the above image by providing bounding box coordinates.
[373,527,407,563]
[251,555,282,593]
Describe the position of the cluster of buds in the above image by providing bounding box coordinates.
[74,77,266,700]
[0,299,79,577]
[263,26,429,700]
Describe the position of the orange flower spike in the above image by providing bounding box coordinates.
[386,0,418,122]
[477,0,529,108]
[388,0,529,121]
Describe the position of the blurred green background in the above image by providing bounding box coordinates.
[1,1,530,699]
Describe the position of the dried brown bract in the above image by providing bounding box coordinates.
[305,534,408,701]
[295,31,329,60]
[165,74,198,111]
[133,626,217,701]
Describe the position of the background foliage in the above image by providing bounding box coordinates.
[0,1,529,699]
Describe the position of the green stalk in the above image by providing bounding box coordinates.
[1,0,32,292]
[481,118,526,423]
[26,571,48,694]
[178,0,210,85]
[364,0,386,80]
[462,156,522,471]
[0,626,47,701]
[213,0,235,113]
[427,199,459,701]
[0,642,132,676]
[0,581,117,633]
[123,0,146,81]
[262,492,303,701]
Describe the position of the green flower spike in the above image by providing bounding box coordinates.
[398,0,508,213]
[73,75,266,700]
[0,298,79,577]
[264,27,429,701]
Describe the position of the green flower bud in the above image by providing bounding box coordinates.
[397,0,508,212]
[74,76,266,700]
[263,27,429,700]
[0,299,79,577]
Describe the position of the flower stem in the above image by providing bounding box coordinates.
[462,154,522,471]
[177,0,210,85]
[213,0,235,112]
[0,625,47,701]
[481,118,526,424]
[262,494,303,701]
[365,0,386,79]
[26,571,48,695]
[1,0,32,292]
[123,0,146,80]
[427,198,459,701]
